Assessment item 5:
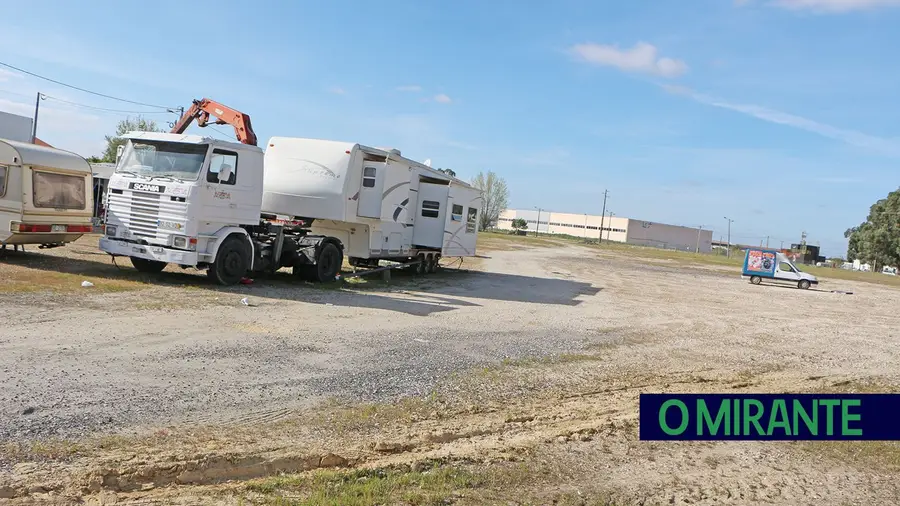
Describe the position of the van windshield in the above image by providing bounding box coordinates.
[116,140,208,180]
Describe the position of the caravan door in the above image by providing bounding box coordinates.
[357,162,385,219]
[412,183,449,248]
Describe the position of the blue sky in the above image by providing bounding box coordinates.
[2,0,899,257]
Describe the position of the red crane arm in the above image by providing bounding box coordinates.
[170,98,258,146]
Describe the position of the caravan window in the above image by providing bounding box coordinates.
[0,165,6,197]
[421,200,440,218]
[466,207,477,233]
[778,262,794,272]
[363,166,377,188]
[452,204,463,221]
[32,171,86,210]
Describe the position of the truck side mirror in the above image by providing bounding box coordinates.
[218,164,233,183]
[115,145,124,165]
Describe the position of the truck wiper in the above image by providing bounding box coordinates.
[150,174,185,183]
[116,170,139,177]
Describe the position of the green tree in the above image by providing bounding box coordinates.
[471,170,509,231]
[101,115,164,163]
[437,168,457,177]
[511,218,527,230]
[845,187,900,268]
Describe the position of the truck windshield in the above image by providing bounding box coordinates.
[116,140,208,180]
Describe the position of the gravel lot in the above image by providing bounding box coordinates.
[2,237,900,504]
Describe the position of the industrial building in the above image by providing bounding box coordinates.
[496,209,714,253]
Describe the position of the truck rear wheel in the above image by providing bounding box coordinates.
[428,254,440,273]
[314,242,342,282]
[208,235,250,286]
[750,275,761,285]
[130,257,167,273]
[415,253,427,275]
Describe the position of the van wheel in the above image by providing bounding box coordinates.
[208,236,250,286]
[750,276,761,285]
[798,279,811,290]
[131,257,167,273]
[314,242,342,282]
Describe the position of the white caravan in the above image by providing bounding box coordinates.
[98,132,482,285]
[0,138,95,249]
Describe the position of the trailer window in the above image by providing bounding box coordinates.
[466,207,477,233]
[0,165,6,197]
[451,204,463,221]
[363,166,377,188]
[32,171,86,210]
[207,150,238,185]
[421,200,440,218]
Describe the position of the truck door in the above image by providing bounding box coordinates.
[412,183,449,249]
[357,163,385,219]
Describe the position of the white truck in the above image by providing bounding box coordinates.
[98,98,483,285]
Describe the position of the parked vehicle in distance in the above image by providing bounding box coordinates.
[0,138,95,250]
[742,247,818,289]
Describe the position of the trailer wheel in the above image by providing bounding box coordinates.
[314,242,342,282]
[415,253,427,275]
[432,254,441,273]
[208,235,250,286]
[130,257,167,273]
[427,254,439,273]
[750,275,761,285]
[798,279,811,290]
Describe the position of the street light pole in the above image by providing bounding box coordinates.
[696,225,704,253]
[534,207,541,237]
[724,217,734,257]
[606,212,615,241]
[598,190,608,243]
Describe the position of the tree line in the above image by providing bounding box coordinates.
[91,116,511,230]
[844,187,900,269]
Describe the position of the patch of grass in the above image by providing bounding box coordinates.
[0,439,85,464]
[244,465,483,506]
[0,269,146,294]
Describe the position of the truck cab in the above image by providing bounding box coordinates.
[742,247,818,289]
[98,131,265,281]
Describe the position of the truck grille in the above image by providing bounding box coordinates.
[106,190,187,242]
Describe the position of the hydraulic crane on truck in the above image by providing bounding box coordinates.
[169,98,258,146]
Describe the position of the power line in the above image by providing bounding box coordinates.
[0,60,175,110]
[42,94,173,114]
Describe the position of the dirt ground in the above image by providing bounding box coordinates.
[1,235,900,505]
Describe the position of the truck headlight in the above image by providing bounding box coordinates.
[173,236,187,248]
[173,236,198,250]
[105,225,117,236]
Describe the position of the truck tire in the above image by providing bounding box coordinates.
[131,257,167,273]
[208,235,250,286]
[429,254,440,273]
[798,279,811,290]
[314,242,342,282]
[750,275,761,285]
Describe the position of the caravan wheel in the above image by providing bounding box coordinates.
[750,276,761,285]
[428,254,440,273]
[415,253,427,275]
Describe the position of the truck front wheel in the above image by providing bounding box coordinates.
[208,236,250,286]
[315,242,342,282]
[130,257,167,273]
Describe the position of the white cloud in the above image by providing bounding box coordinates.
[0,68,24,82]
[661,84,900,157]
[745,0,900,12]
[396,85,422,92]
[433,94,452,104]
[328,87,346,95]
[569,41,688,78]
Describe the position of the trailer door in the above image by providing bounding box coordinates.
[412,183,449,249]
[357,163,385,219]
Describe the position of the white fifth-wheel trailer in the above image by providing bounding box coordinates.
[98,129,482,285]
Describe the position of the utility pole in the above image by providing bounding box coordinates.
[766,236,769,248]
[696,225,704,253]
[606,212,615,241]
[583,214,588,243]
[780,240,784,250]
[598,190,609,243]
[31,92,45,143]
[724,216,734,257]
[534,207,542,237]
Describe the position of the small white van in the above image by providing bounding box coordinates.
[0,138,94,249]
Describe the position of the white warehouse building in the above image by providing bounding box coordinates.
[496,209,714,253]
